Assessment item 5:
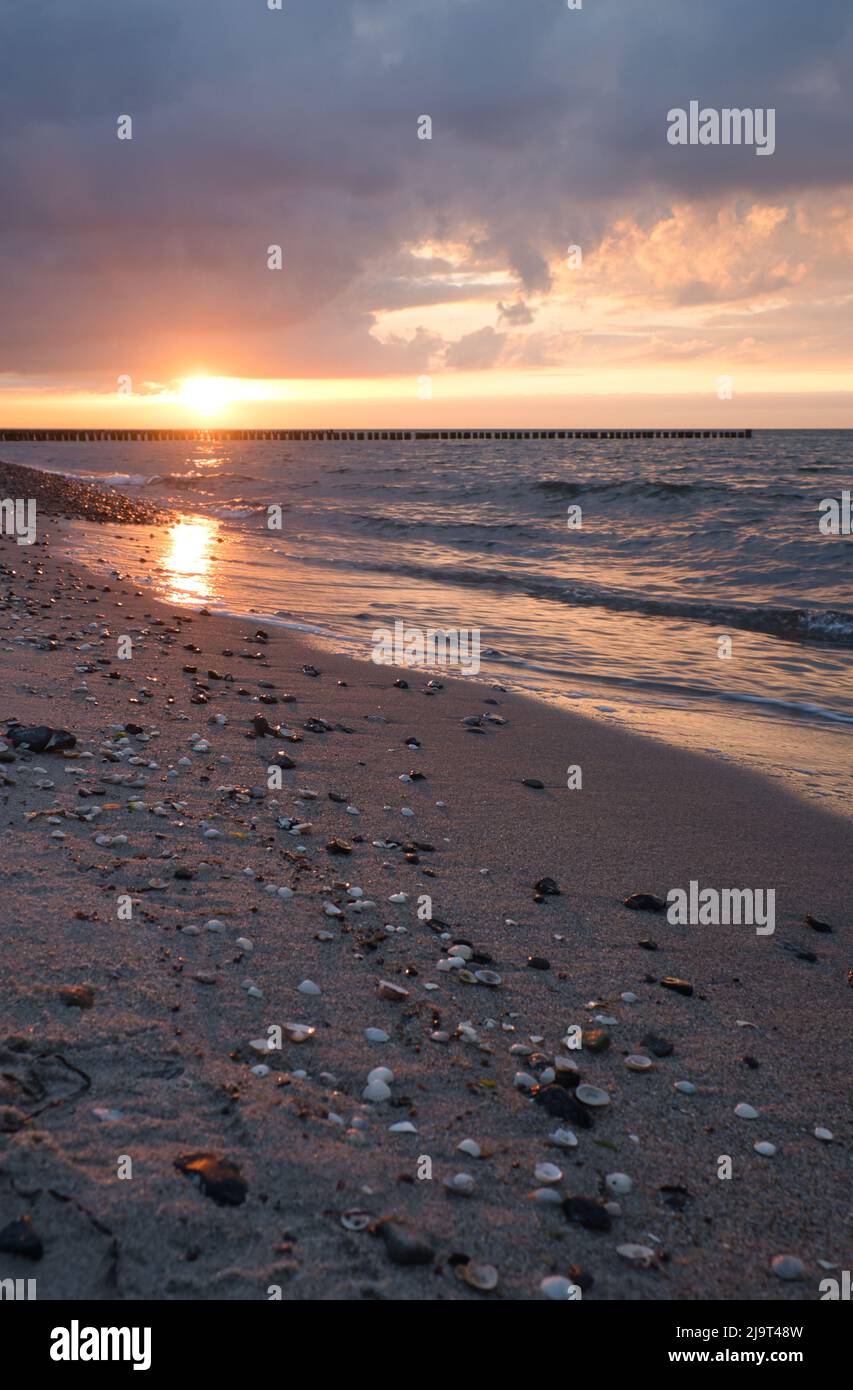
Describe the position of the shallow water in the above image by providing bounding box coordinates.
[7,430,852,813]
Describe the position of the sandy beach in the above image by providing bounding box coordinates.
[0,465,849,1302]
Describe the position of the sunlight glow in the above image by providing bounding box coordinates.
[178,376,235,416]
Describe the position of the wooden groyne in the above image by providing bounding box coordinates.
[0,428,752,442]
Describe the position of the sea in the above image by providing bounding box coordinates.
[5,429,852,815]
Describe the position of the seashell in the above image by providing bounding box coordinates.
[474,970,502,987]
[617,1243,656,1266]
[340,1210,371,1231]
[457,1139,482,1158]
[549,1128,578,1148]
[754,1142,777,1156]
[624,1054,653,1071]
[735,1102,758,1119]
[250,1064,270,1077]
[298,979,321,995]
[534,1162,562,1184]
[460,1262,499,1292]
[529,1187,563,1204]
[514,1072,537,1090]
[457,969,477,984]
[576,1084,610,1107]
[605,1173,633,1196]
[282,1023,315,1044]
[389,1121,417,1133]
[365,1028,390,1043]
[377,979,409,1001]
[448,944,473,960]
[814,1126,833,1141]
[674,1080,696,1094]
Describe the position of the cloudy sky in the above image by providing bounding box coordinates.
[1,0,851,426]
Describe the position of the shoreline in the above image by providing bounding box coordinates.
[0,516,850,1302]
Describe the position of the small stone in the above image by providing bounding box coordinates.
[522,778,545,789]
[389,1121,417,1134]
[660,976,693,996]
[540,1276,577,1300]
[459,1261,499,1292]
[804,914,832,933]
[282,1023,315,1043]
[533,877,560,896]
[365,1028,390,1043]
[363,1079,391,1103]
[457,1139,482,1158]
[617,1243,656,1265]
[624,892,665,912]
[563,1196,611,1231]
[378,1220,434,1266]
[527,955,550,971]
[0,1216,44,1259]
[641,1032,673,1058]
[58,985,94,1009]
[735,1103,759,1120]
[624,1054,653,1071]
[534,1162,562,1184]
[534,1085,592,1128]
[549,1128,578,1148]
[754,1142,777,1157]
[674,1080,696,1095]
[377,979,409,1002]
[582,1028,610,1054]
[814,1127,833,1142]
[175,1152,247,1206]
[444,1172,475,1196]
[298,980,321,996]
[771,1254,805,1281]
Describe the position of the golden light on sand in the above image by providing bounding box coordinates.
[160,517,218,604]
[178,376,234,417]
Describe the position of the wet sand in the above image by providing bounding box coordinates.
[0,492,850,1301]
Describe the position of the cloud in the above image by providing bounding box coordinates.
[0,0,851,385]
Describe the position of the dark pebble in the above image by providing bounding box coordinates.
[326,839,353,855]
[638,939,658,951]
[58,985,95,1009]
[805,914,833,934]
[533,1085,592,1128]
[377,1219,434,1266]
[563,1197,611,1232]
[522,778,545,789]
[527,955,550,971]
[0,1216,44,1259]
[624,892,666,912]
[393,679,409,689]
[641,1032,673,1057]
[533,877,560,896]
[7,724,76,753]
[175,1152,247,1207]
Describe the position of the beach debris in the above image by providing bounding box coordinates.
[6,724,77,752]
[376,1220,434,1267]
[624,893,665,912]
[175,1152,247,1206]
[0,1216,44,1259]
[770,1254,805,1281]
[660,977,693,996]
[326,838,352,855]
[804,913,833,933]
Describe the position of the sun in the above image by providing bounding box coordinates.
[177,375,233,417]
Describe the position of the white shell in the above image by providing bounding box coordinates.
[605,1172,633,1196]
[734,1102,759,1119]
[576,1084,610,1107]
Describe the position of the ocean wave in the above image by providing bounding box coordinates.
[323,555,853,647]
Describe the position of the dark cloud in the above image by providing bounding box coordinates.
[0,0,850,380]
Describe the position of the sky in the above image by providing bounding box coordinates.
[0,0,851,427]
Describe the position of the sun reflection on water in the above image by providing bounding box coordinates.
[158,516,219,604]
